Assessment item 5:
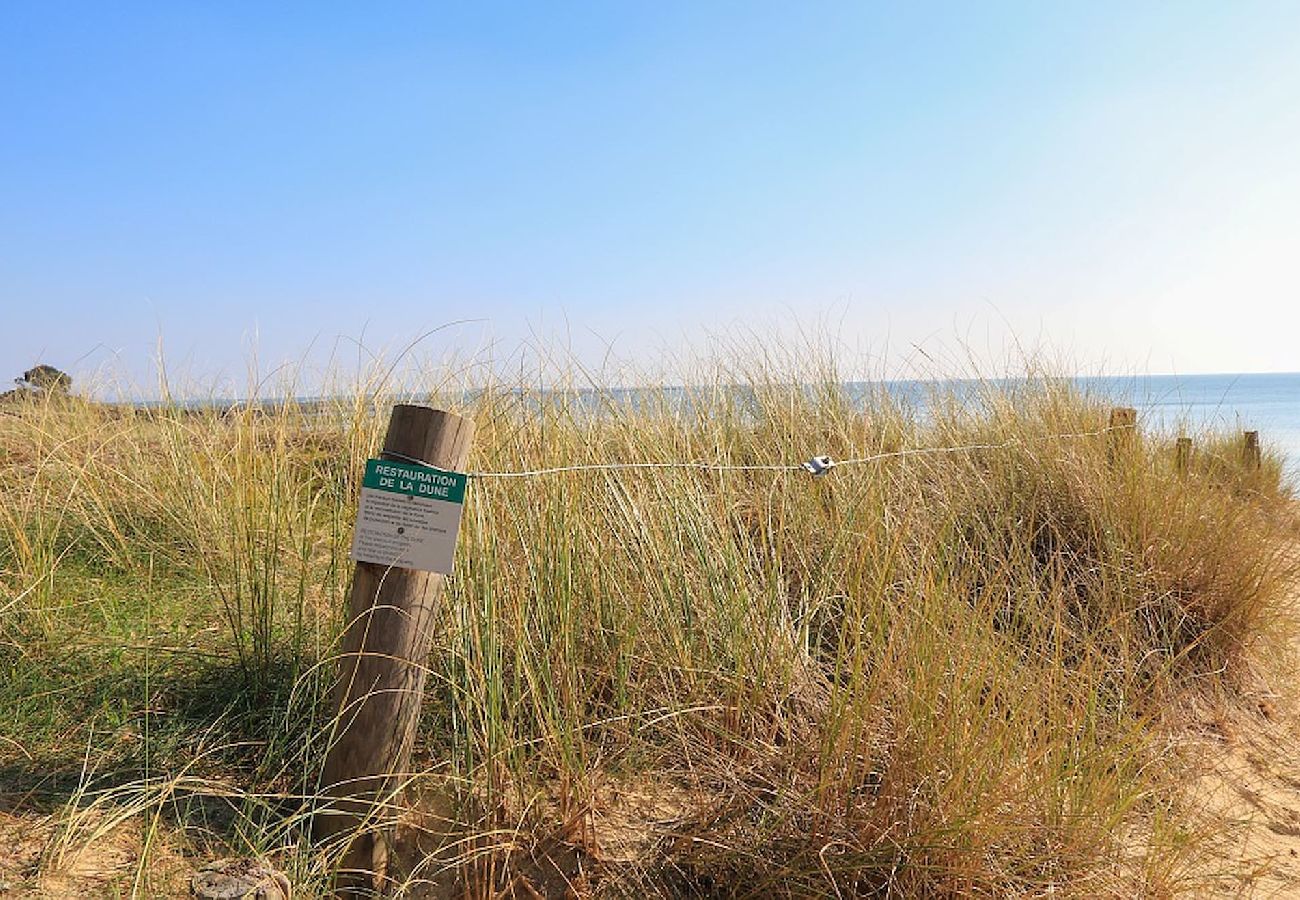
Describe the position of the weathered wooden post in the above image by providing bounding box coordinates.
[1175,436,1192,477]
[316,404,474,890]
[1242,430,1261,471]
[1108,407,1137,464]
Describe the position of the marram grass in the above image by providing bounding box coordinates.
[0,355,1295,897]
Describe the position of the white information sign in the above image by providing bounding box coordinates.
[349,458,467,574]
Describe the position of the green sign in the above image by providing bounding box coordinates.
[352,458,469,574]
[362,459,467,504]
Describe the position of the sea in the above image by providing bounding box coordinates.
[833,372,1300,478]
[1080,372,1300,476]
[138,371,1300,477]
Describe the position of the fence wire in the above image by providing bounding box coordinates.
[458,425,1122,480]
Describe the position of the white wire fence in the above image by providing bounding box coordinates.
[383,424,1127,480]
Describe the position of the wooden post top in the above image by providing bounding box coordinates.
[1108,407,1137,429]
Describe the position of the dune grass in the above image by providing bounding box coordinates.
[0,348,1295,897]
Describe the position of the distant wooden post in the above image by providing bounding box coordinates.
[1242,430,1261,471]
[1175,437,1192,477]
[1108,407,1137,463]
[316,405,474,890]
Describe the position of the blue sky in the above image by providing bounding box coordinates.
[3,2,1299,393]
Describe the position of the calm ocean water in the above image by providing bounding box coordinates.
[842,372,1300,479]
[147,371,1300,476]
[1080,373,1300,474]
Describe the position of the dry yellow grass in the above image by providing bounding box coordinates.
[1,346,1296,896]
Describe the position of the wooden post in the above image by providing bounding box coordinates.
[1175,436,1192,477]
[1108,407,1137,463]
[1242,430,1261,471]
[316,404,474,890]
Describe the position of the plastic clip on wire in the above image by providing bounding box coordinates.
[802,455,836,476]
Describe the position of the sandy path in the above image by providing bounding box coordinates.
[1194,711,1300,896]
[1191,597,1300,898]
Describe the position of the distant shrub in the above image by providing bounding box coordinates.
[3,363,72,402]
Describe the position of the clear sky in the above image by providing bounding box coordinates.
[3,2,1299,393]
